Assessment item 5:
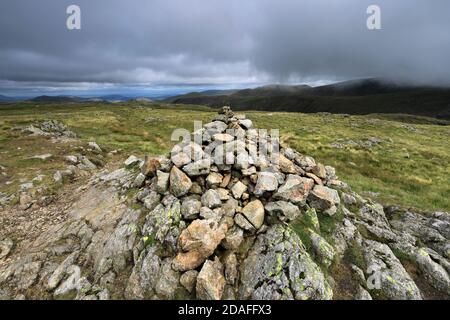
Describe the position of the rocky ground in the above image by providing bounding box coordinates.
[0,107,448,300]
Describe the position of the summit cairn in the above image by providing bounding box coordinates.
[128,106,344,300]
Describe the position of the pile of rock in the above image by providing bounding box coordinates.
[21,120,77,140]
[129,107,344,299]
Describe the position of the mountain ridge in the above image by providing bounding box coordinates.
[165,79,450,120]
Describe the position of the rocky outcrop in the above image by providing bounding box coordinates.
[0,107,448,301]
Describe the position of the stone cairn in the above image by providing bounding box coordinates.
[128,106,344,300]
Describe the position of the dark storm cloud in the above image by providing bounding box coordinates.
[1,0,450,92]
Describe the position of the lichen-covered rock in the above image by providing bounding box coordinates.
[414,248,450,295]
[265,201,301,223]
[125,247,161,299]
[362,240,422,300]
[308,230,335,267]
[239,224,333,300]
[154,258,181,299]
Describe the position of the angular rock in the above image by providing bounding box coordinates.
[206,172,223,188]
[196,258,226,300]
[308,185,340,216]
[277,154,297,174]
[171,152,192,168]
[273,175,314,204]
[265,201,301,223]
[183,159,211,177]
[212,133,234,143]
[231,181,247,199]
[173,219,227,271]
[180,270,198,293]
[362,240,422,300]
[181,197,202,220]
[156,170,170,194]
[241,200,265,229]
[239,224,332,300]
[309,230,335,267]
[169,166,192,197]
[254,172,279,195]
[201,189,222,209]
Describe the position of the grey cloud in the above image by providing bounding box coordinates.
[0,0,450,93]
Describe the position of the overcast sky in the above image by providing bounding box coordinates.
[1,0,450,96]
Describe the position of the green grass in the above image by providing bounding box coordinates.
[0,101,449,212]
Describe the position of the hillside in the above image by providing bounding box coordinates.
[165,79,450,120]
[0,105,449,300]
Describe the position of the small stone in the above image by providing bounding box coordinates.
[242,200,265,229]
[132,173,146,188]
[217,188,230,201]
[169,166,192,197]
[307,185,340,216]
[180,270,198,293]
[212,133,234,143]
[65,155,78,164]
[88,141,102,152]
[196,258,226,300]
[273,175,314,205]
[206,172,223,188]
[234,214,254,231]
[309,230,335,267]
[201,189,222,209]
[19,193,33,209]
[156,170,170,194]
[239,119,253,129]
[173,220,227,271]
[181,197,202,220]
[141,157,161,176]
[277,154,297,174]
[31,154,53,161]
[254,172,278,195]
[124,155,141,167]
[143,191,161,211]
[171,152,191,168]
[54,171,63,184]
[241,166,257,176]
[311,163,327,179]
[183,159,211,177]
[220,173,232,188]
[265,201,301,223]
[221,226,244,250]
[231,181,247,199]
[0,238,14,259]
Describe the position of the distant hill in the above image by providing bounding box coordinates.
[165,79,450,120]
[98,94,132,102]
[0,95,18,102]
[30,95,90,103]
